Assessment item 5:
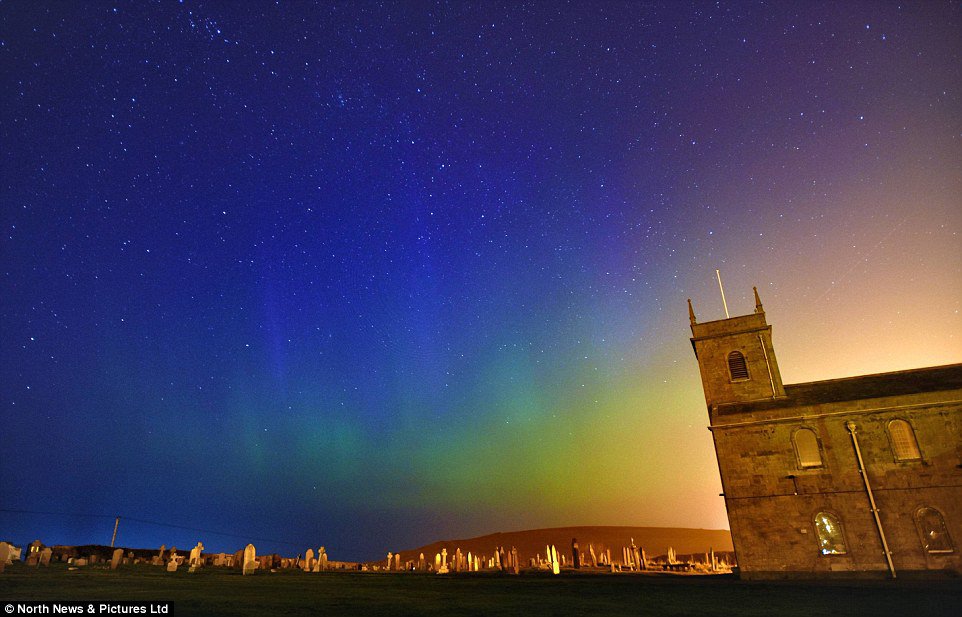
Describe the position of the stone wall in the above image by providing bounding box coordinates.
[713,402,961,578]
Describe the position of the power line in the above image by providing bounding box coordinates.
[0,508,302,547]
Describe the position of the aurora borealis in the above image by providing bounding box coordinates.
[1,2,959,561]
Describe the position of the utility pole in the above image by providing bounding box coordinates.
[110,516,120,548]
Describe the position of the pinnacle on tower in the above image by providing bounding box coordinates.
[688,298,697,325]
[753,286,764,314]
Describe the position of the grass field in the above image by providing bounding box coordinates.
[1,564,960,616]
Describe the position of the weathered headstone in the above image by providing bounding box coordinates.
[511,546,519,575]
[158,545,166,563]
[166,557,178,573]
[189,542,204,566]
[417,552,425,571]
[110,548,123,570]
[0,542,9,574]
[571,538,580,569]
[304,549,315,572]
[242,544,256,575]
[318,547,328,571]
[38,548,52,567]
[589,544,597,568]
[550,545,560,575]
[438,548,448,574]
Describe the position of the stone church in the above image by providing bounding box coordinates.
[689,288,961,578]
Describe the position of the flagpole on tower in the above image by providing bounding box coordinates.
[716,269,730,319]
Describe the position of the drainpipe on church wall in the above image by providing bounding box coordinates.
[758,334,776,398]
[846,421,896,578]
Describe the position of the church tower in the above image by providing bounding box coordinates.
[689,287,785,414]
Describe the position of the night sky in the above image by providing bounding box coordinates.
[2,1,959,562]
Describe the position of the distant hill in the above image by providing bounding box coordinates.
[387,526,733,566]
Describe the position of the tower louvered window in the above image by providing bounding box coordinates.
[888,419,922,461]
[728,351,749,381]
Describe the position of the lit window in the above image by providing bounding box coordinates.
[888,419,921,461]
[916,507,954,554]
[814,512,847,555]
[793,428,822,468]
[728,351,749,381]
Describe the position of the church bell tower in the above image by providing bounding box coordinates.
[689,287,785,414]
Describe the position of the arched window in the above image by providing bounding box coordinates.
[728,351,749,381]
[814,512,847,555]
[916,507,954,554]
[888,419,921,461]
[793,428,822,468]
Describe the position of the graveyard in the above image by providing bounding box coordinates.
[2,536,961,616]
[1,559,960,617]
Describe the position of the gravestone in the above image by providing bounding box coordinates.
[571,538,580,569]
[189,542,204,571]
[0,542,9,574]
[589,544,597,568]
[438,548,448,574]
[511,547,519,575]
[304,549,315,572]
[394,553,400,572]
[319,547,328,571]
[417,552,425,571]
[550,545,560,575]
[242,544,256,575]
[111,548,123,570]
[386,552,393,571]
[38,548,52,567]
[166,557,178,573]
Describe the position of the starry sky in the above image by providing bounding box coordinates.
[1,1,959,562]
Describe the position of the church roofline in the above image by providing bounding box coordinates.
[713,363,962,415]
